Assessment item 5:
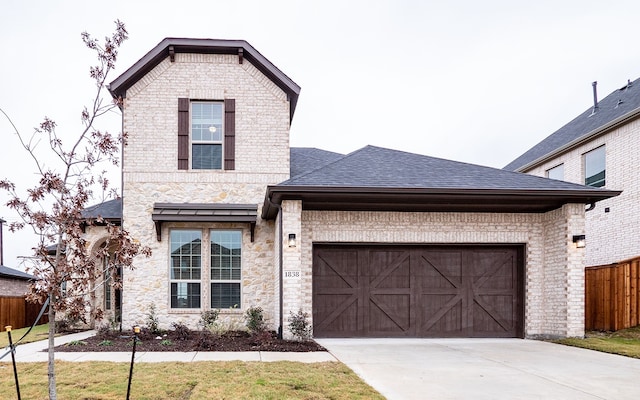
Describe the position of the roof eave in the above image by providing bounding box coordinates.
[108,38,301,121]
[515,106,640,172]
[261,186,621,219]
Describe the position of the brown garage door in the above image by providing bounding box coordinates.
[313,245,524,338]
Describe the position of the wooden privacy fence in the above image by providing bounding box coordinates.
[0,296,49,330]
[585,257,640,331]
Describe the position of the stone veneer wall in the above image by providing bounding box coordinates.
[280,201,586,339]
[524,118,640,266]
[120,53,290,329]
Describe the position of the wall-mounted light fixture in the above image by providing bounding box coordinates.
[288,233,296,248]
[572,235,586,248]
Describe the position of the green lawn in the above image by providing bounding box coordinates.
[554,325,640,358]
[0,361,384,399]
[0,323,50,348]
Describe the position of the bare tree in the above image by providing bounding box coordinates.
[0,20,150,400]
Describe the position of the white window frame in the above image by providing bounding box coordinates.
[210,230,242,309]
[190,101,224,170]
[584,145,606,187]
[546,163,564,181]
[169,229,203,309]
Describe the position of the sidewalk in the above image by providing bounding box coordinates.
[2,330,337,363]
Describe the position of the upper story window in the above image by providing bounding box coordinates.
[584,146,606,187]
[192,102,223,169]
[546,164,564,181]
[178,98,235,171]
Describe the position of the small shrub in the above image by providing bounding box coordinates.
[171,321,191,341]
[160,339,173,346]
[145,303,161,335]
[96,323,111,337]
[66,340,87,346]
[98,340,113,346]
[196,330,217,350]
[245,306,266,334]
[199,309,220,329]
[288,309,312,341]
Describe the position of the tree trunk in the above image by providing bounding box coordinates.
[48,296,57,400]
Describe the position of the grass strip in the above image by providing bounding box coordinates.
[0,360,384,399]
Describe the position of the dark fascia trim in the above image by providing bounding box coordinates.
[108,38,301,121]
[515,106,640,172]
[261,186,622,219]
[152,202,258,242]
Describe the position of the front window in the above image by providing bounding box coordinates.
[170,230,202,309]
[210,231,242,308]
[546,164,564,181]
[584,146,605,187]
[191,102,223,170]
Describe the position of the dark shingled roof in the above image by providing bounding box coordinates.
[282,145,610,191]
[505,77,640,171]
[81,198,122,222]
[290,147,344,178]
[0,265,34,280]
[262,145,621,219]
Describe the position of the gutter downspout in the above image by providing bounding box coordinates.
[266,196,284,339]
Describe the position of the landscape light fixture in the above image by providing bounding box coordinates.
[288,233,296,248]
[572,235,586,248]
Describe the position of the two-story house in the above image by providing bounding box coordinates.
[87,38,619,339]
[505,79,640,267]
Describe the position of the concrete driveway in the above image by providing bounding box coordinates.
[315,338,640,400]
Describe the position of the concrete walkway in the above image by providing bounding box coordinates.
[1,330,336,363]
[316,338,640,400]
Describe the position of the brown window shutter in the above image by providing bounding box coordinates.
[178,98,190,170]
[224,98,236,170]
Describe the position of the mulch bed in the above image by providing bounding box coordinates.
[55,329,326,352]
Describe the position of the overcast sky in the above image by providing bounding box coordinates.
[2,0,640,269]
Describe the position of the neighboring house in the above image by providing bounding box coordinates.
[92,38,621,339]
[0,265,34,297]
[504,79,640,267]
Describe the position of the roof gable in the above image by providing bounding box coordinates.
[505,77,640,171]
[108,38,301,121]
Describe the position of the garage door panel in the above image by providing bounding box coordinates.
[315,251,359,289]
[369,294,412,335]
[313,294,360,336]
[419,252,463,289]
[473,296,514,333]
[369,250,411,289]
[313,245,523,338]
[422,295,463,334]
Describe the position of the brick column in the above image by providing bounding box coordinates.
[281,200,303,339]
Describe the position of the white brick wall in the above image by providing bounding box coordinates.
[120,52,290,330]
[279,204,585,338]
[524,118,640,266]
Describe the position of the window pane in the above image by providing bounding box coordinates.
[546,164,564,181]
[211,231,242,282]
[171,282,201,308]
[170,230,202,309]
[211,283,241,309]
[192,144,222,169]
[585,146,605,187]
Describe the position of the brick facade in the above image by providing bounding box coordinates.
[524,118,640,266]
[0,277,30,297]
[92,40,590,339]
[120,52,289,329]
[279,203,586,338]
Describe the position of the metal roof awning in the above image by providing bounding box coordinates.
[151,203,258,241]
